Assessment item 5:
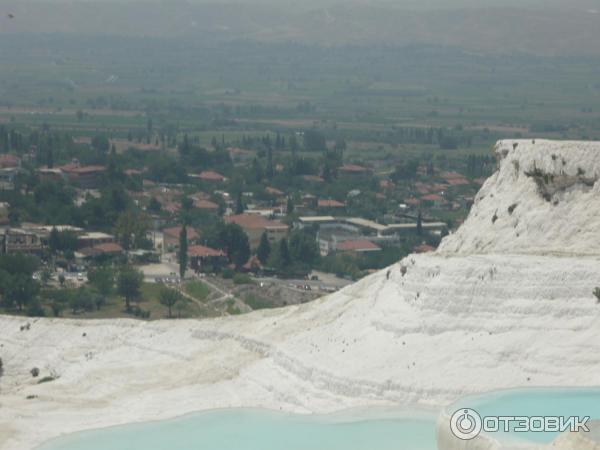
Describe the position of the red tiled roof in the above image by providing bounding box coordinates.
[194,199,219,210]
[198,170,225,182]
[318,199,345,208]
[0,154,20,168]
[80,242,123,256]
[302,175,324,183]
[440,171,464,180]
[337,239,381,252]
[421,194,444,202]
[225,214,288,230]
[94,242,123,253]
[265,186,284,196]
[340,164,368,173]
[61,164,106,174]
[447,178,470,186]
[163,203,180,213]
[379,180,395,189]
[188,245,225,258]
[243,255,262,270]
[162,226,199,240]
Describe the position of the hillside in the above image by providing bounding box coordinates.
[2,140,600,450]
[2,1,600,55]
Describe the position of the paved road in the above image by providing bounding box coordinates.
[254,274,352,294]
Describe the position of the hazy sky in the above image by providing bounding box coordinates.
[14,0,600,6]
[3,0,600,56]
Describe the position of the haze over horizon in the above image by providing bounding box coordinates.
[2,0,600,55]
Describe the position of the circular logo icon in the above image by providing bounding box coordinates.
[450,408,483,440]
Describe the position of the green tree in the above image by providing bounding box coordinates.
[416,210,423,236]
[88,266,114,297]
[279,238,291,268]
[91,135,110,155]
[0,253,40,276]
[180,133,191,157]
[46,146,54,169]
[49,228,78,254]
[266,147,274,180]
[1,274,40,311]
[179,225,188,279]
[235,192,245,214]
[69,287,96,314]
[159,287,181,318]
[257,232,271,264]
[48,227,61,253]
[148,197,162,213]
[303,129,327,151]
[40,268,52,285]
[218,223,250,269]
[117,266,143,311]
[180,196,194,225]
[115,211,148,250]
[289,230,318,265]
[286,197,294,215]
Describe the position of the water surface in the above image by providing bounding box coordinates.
[37,408,437,450]
[448,387,600,444]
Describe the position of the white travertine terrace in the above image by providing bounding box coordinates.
[2,140,600,450]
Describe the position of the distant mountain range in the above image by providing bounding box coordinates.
[1,1,600,56]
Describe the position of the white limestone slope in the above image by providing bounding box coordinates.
[2,139,600,450]
[439,139,600,256]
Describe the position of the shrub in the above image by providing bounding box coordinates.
[30,367,40,378]
[51,301,64,317]
[0,357,3,377]
[222,268,235,279]
[26,301,46,317]
[38,376,56,384]
[244,294,272,310]
[233,273,253,285]
[131,306,151,319]
[225,299,241,315]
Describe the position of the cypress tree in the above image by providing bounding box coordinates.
[257,232,271,264]
[179,225,188,279]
